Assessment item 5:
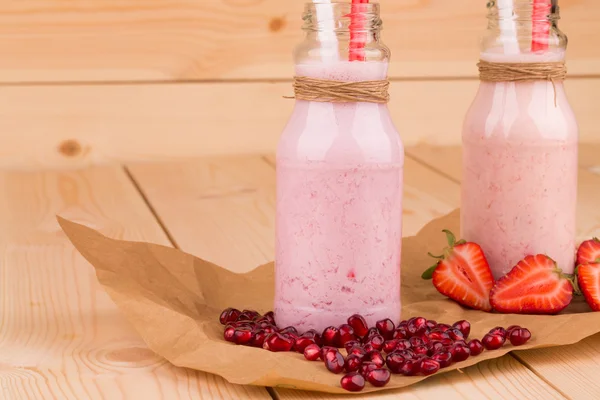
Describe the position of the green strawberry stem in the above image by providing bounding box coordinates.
[421,264,437,280]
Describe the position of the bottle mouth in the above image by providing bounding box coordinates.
[303,1,382,32]
[487,0,560,22]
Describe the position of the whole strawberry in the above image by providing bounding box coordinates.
[422,230,494,311]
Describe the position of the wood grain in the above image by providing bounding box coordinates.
[0,166,271,399]
[1,78,598,168]
[0,0,598,83]
[128,154,565,399]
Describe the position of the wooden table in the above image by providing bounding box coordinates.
[3,145,600,399]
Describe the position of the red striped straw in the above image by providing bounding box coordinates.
[349,0,369,61]
[531,0,551,52]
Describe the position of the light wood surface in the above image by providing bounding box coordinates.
[127,153,567,399]
[0,0,598,83]
[1,79,598,168]
[0,166,271,399]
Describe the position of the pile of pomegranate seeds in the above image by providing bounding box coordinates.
[219,309,532,392]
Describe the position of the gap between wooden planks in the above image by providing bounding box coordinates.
[126,153,566,399]
[406,145,600,400]
[0,166,271,400]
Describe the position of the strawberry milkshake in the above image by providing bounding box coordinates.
[275,59,403,333]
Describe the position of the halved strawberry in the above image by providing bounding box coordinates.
[490,254,573,314]
[422,230,494,311]
[578,263,600,311]
[577,238,600,266]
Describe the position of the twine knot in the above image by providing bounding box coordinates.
[286,76,390,103]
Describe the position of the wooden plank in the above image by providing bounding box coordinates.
[0,166,271,399]
[0,0,598,83]
[128,154,565,399]
[406,145,600,399]
[1,78,599,169]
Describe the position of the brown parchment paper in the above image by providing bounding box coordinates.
[58,210,600,394]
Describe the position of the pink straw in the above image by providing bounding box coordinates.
[349,0,369,61]
[532,0,551,52]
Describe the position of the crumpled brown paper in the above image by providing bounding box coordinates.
[58,210,599,394]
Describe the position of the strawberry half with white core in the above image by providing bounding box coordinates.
[490,254,574,314]
[422,230,494,311]
[577,238,600,266]
[577,263,600,311]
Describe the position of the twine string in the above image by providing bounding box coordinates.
[285,76,390,104]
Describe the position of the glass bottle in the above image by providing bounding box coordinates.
[274,2,403,333]
[461,0,578,279]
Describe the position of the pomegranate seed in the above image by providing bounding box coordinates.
[509,328,532,346]
[237,311,258,322]
[294,336,316,353]
[385,352,406,373]
[362,343,376,353]
[436,323,452,332]
[398,320,408,329]
[399,359,421,376]
[322,326,340,347]
[418,334,432,348]
[407,317,428,337]
[430,341,445,354]
[348,346,367,358]
[359,362,379,378]
[396,349,415,359]
[409,336,424,347]
[396,339,411,351]
[340,372,365,392]
[344,354,362,372]
[279,326,298,336]
[263,332,294,352]
[320,346,337,360]
[362,327,379,342]
[303,329,322,346]
[440,338,454,347]
[364,350,385,367]
[489,327,508,338]
[219,308,241,325]
[413,345,429,357]
[428,329,449,341]
[449,343,470,362]
[506,325,521,335]
[324,350,345,374]
[250,330,268,347]
[482,334,505,350]
[447,328,464,341]
[452,320,471,338]
[224,326,236,342]
[468,339,484,356]
[344,340,361,352]
[338,324,356,346]
[303,343,321,361]
[264,311,275,324]
[420,357,441,376]
[392,327,408,340]
[383,340,398,354]
[232,327,253,345]
[376,319,396,340]
[366,368,391,387]
[263,326,276,334]
[231,321,255,329]
[367,334,385,351]
[431,351,453,368]
[255,320,272,330]
[426,320,437,329]
[347,314,369,338]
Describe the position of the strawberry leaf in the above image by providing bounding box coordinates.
[442,229,456,247]
[422,264,437,280]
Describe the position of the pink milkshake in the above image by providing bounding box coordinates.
[461,2,578,279]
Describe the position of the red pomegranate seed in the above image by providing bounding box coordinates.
[304,343,321,361]
[348,346,367,358]
[250,330,268,347]
[359,362,379,378]
[364,350,385,367]
[376,319,396,340]
[344,354,362,372]
[385,352,406,373]
[362,327,379,343]
[398,320,408,329]
[303,329,322,346]
[231,321,255,329]
[395,339,411,351]
[409,336,424,347]
[263,332,294,352]
[367,334,385,351]
[320,346,337,360]
[431,351,453,368]
[440,338,454,347]
[324,350,346,374]
[447,328,464,341]
[263,326,276,334]
[412,345,429,357]
[509,328,532,346]
[506,325,521,335]
[489,327,508,338]
[407,317,428,337]
[396,349,415,359]
[338,324,356,346]
[264,311,275,324]
[426,320,437,329]
[362,343,376,353]
[294,336,316,353]
[418,334,432,347]
[322,326,340,347]
[279,326,298,336]
[468,339,484,356]
[219,308,241,325]
[347,314,369,338]
[420,357,441,376]
[366,368,391,387]
[399,359,421,376]
[232,327,254,345]
[237,311,258,322]
[392,327,408,340]
[428,329,449,341]
[256,320,272,330]
[340,372,365,392]
[452,320,471,338]
[482,334,506,350]
[449,343,470,362]
[436,323,452,332]
[344,340,361,352]
[224,326,236,342]
[383,339,398,354]
[430,341,445,354]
